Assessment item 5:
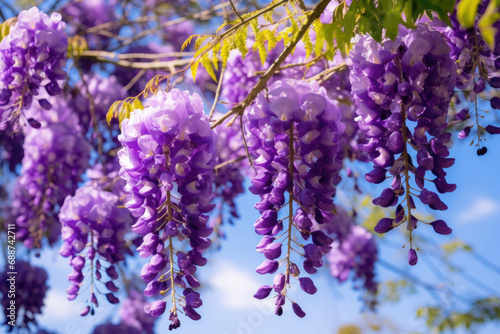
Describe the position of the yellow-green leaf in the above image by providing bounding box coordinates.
[106,100,122,124]
[478,0,500,48]
[201,54,217,82]
[191,59,200,83]
[132,98,143,110]
[221,41,230,68]
[182,34,197,51]
[457,0,481,28]
[302,29,313,60]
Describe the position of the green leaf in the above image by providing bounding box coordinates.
[384,11,404,40]
[314,22,335,57]
[457,0,481,28]
[419,0,456,21]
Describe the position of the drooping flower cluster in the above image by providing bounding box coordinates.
[220,41,326,106]
[324,207,378,308]
[431,2,500,151]
[0,261,48,330]
[0,7,67,133]
[348,24,457,264]
[118,89,217,328]
[441,2,500,94]
[13,95,91,250]
[59,185,132,315]
[72,73,127,135]
[70,73,128,162]
[0,131,24,172]
[247,79,345,316]
[209,114,247,244]
[322,54,369,164]
[119,289,157,334]
[220,48,269,106]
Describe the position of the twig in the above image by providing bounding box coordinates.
[239,114,255,170]
[211,0,333,130]
[306,63,348,84]
[79,52,191,71]
[214,155,246,171]
[229,0,245,22]
[253,53,326,75]
[81,50,194,60]
[209,65,226,119]
[124,69,147,92]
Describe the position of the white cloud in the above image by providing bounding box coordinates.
[206,260,261,311]
[39,289,81,321]
[457,197,499,224]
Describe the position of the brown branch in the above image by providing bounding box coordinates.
[79,51,192,70]
[81,50,194,60]
[209,65,226,119]
[214,155,246,171]
[306,62,348,84]
[253,53,327,76]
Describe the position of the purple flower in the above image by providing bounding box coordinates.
[299,277,317,295]
[145,300,167,318]
[485,125,500,134]
[118,89,217,326]
[264,243,282,260]
[408,248,418,266]
[0,261,48,328]
[256,260,279,274]
[292,302,306,318]
[374,218,394,234]
[254,285,273,299]
[59,185,131,311]
[247,79,345,316]
[430,220,452,235]
[349,24,457,247]
[119,290,156,334]
[0,7,67,133]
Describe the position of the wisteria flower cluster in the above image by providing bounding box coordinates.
[348,24,457,264]
[0,7,67,133]
[247,79,345,317]
[59,185,132,315]
[0,261,48,330]
[118,89,217,328]
[209,114,247,243]
[431,1,500,151]
[221,41,325,106]
[13,95,91,250]
[119,289,157,334]
[324,207,378,308]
